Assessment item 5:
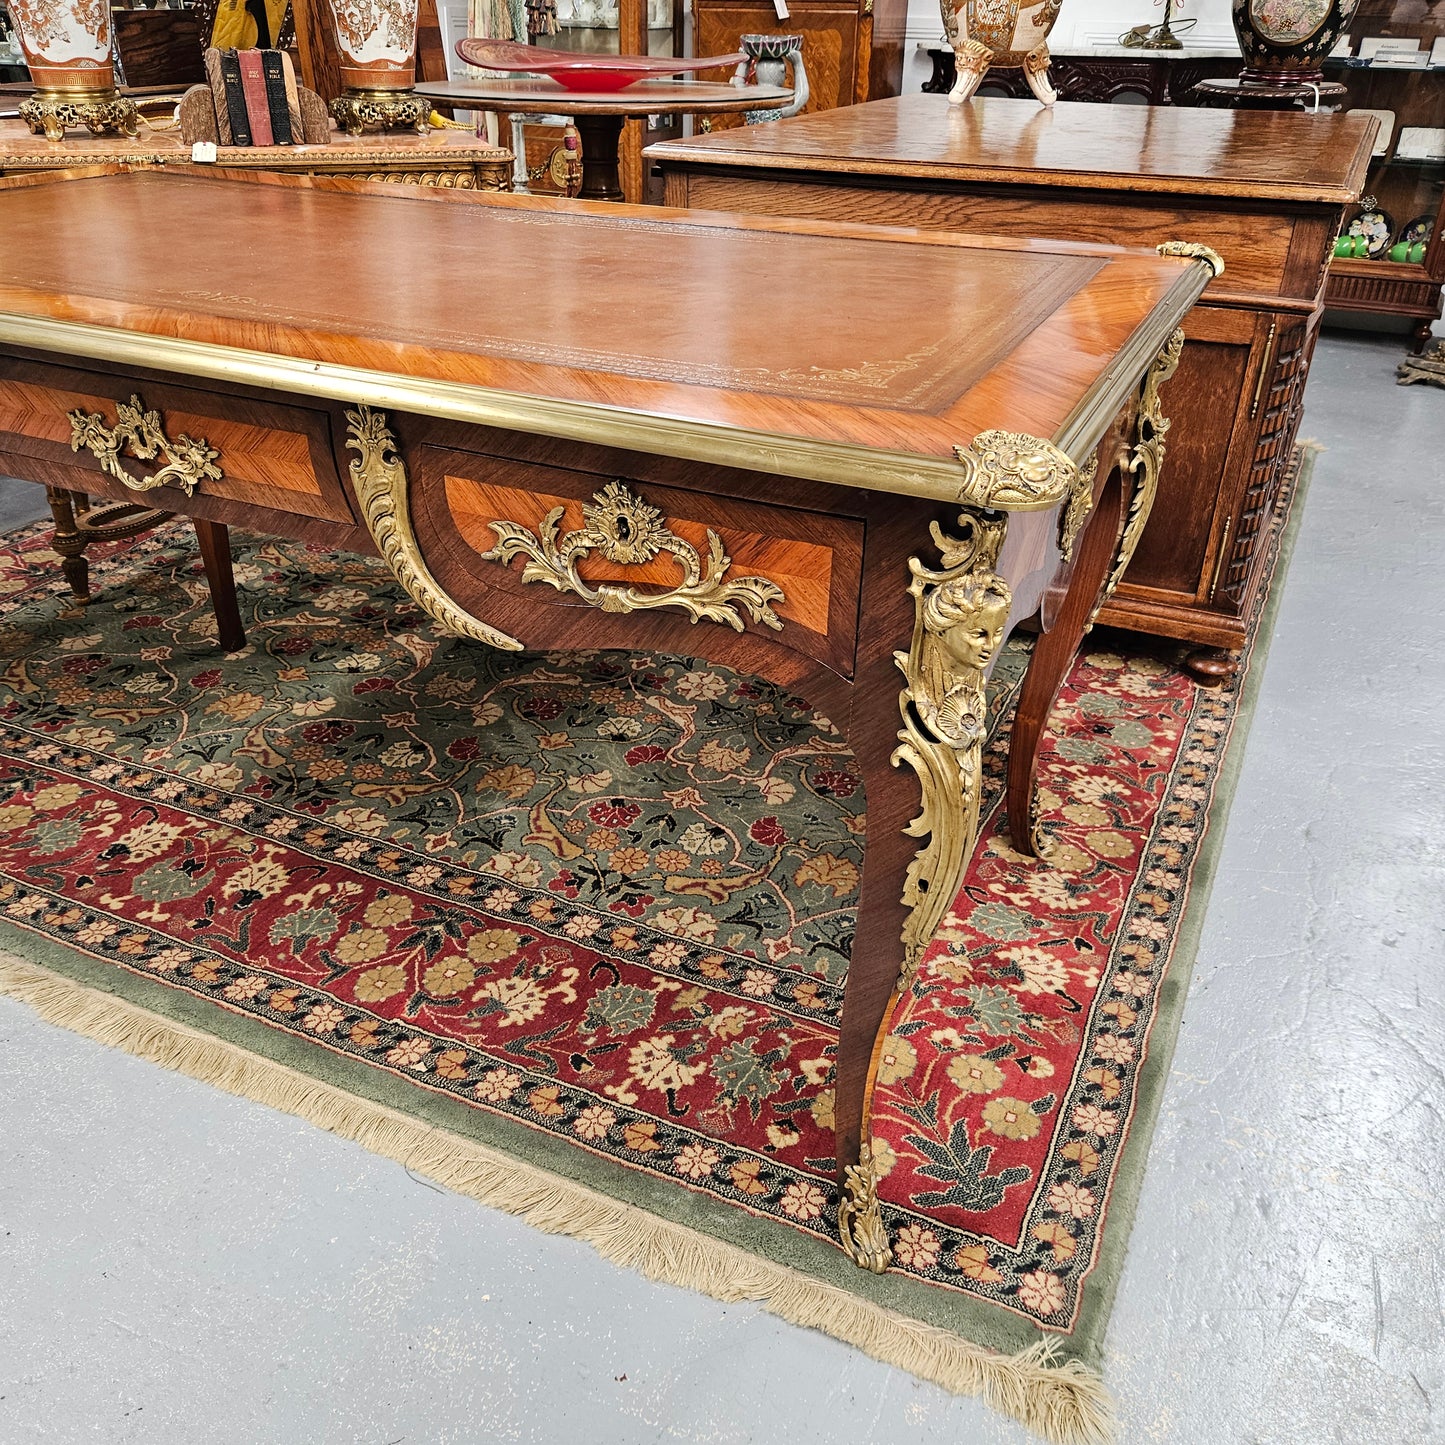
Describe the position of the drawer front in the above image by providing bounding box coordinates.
[0,359,353,524]
[674,173,1308,303]
[415,446,865,678]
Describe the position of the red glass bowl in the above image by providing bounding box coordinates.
[455,38,744,92]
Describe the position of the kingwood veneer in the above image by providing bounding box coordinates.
[0,168,1212,1268]
[648,93,1377,682]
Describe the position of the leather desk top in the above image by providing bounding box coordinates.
[0,168,1207,499]
[645,93,1378,205]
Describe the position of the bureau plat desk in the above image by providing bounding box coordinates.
[0,168,1211,1269]
[648,94,1376,684]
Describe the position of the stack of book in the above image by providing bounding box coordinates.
[204,47,301,146]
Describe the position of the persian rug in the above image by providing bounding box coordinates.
[0,450,1313,1444]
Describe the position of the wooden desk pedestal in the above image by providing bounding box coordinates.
[0,170,1209,1269]
[650,95,1377,683]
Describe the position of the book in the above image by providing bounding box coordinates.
[279,50,304,141]
[218,49,251,146]
[261,49,292,144]
[237,48,274,147]
[203,46,234,145]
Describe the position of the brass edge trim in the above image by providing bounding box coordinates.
[1206,514,1232,603]
[0,313,989,507]
[1050,264,1209,462]
[1250,321,1278,421]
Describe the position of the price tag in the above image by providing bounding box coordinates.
[773,0,789,17]
[190,141,218,163]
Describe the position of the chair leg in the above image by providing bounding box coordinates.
[193,518,246,652]
[45,487,91,603]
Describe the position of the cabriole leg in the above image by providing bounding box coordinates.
[837,505,1013,1271]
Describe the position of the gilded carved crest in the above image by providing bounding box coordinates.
[955,429,1078,511]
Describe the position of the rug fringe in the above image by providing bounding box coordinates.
[0,954,1112,1445]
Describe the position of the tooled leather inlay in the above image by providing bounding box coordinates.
[0,175,1106,414]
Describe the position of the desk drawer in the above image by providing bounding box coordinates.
[0,360,353,524]
[414,446,865,679]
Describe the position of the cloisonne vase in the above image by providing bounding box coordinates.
[942,0,1065,108]
[324,0,431,133]
[1231,0,1361,85]
[8,0,137,139]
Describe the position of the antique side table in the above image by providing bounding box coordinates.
[648,93,1377,683]
[413,78,790,202]
[0,168,1211,1267]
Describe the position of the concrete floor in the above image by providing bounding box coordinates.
[1,330,1442,1445]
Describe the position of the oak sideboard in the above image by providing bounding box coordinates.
[649,94,1376,682]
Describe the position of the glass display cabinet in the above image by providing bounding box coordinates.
[1325,0,1445,347]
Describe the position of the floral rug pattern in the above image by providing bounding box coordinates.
[0,517,1242,1333]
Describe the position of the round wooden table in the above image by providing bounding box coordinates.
[415,78,792,202]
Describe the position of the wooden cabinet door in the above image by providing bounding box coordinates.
[1099,303,1314,655]
[1113,307,1260,608]
[693,2,862,128]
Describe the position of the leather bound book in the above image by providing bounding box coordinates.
[203,47,233,145]
[218,49,251,146]
[261,50,292,144]
[279,50,304,143]
[237,49,274,147]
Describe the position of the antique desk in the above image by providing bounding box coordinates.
[0,168,1211,1267]
[0,118,513,190]
[649,94,1376,682]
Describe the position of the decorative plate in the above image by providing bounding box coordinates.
[1402,214,1434,248]
[1347,198,1395,259]
[455,38,745,91]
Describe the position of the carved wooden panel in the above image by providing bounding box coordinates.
[1325,266,1445,321]
[1217,315,1313,610]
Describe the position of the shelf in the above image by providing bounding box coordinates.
[1373,154,1445,170]
[1328,256,1432,278]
